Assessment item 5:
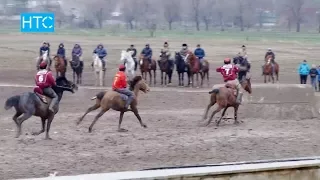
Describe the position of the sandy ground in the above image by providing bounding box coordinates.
[0,34,320,179]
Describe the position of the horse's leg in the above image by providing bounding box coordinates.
[77,103,101,125]
[234,106,240,124]
[95,72,98,86]
[131,106,147,129]
[207,71,210,87]
[206,106,223,126]
[202,100,215,121]
[154,70,156,85]
[73,71,76,83]
[161,71,163,85]
[15,112,33,138]
[165,72,167,86]
[196,73,200,88]
[264,75,267,83]
[200,72,204,87]
[45,113,55,140]
[12,111,22,138]
[216,107,228,126]
[88,108,109,133]
[32,117,46,136]
[149,71,152,85]
[100,70,104,86]
[118,111,127,132]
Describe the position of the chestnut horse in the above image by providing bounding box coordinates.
[185,52,201,87]
[202,80,252,126]
[263,55,279,83]
[139,54,157,85]
[200,59,210,87]
[54,55,66,77]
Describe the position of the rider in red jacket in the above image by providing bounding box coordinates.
[35,61,58,113]
[112,64,134,109]
[216,58,242,104]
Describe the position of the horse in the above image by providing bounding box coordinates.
[120,50,135,81]
[54,55,66,77]
[4,77,78,140]
[263,55,279,83]
[93,53,105,86]
[202,79,252,127]
[37,50,51,70]
[175,52,191,86]
[70,55,83,84]
[200,59,210,87]
[185,52,201,88]
[158,51,174,86]
[76,75,149,132]
[139,54,157,85]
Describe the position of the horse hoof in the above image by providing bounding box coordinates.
[45,137,52,140]
[118,128,128,132]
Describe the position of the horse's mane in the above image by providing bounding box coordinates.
[129,76,142,91]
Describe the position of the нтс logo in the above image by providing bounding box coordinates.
[20,12,55,33]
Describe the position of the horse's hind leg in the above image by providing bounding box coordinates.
[206,106,223,126]
[12,111,22,137]
[131,106,147,129]
[77,103,101,125]
[234,106,240,124]
[161,72,163,85]
[207,71,210,87]
[88,108,109,133]
[45,114,55,140]
[165,72,167,86]
[216,107,228,126]
[202,100,215,121]
[154,70,156,85]
[15,112,33,138]
[32,117,46,136]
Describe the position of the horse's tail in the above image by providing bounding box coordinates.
[208,89,219,94]
[91,91,106,101]
[4,95,20,110]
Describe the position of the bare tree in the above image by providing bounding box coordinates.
[163,0,181,30]
[83,0,115,29]
[236,0,245,31]
[286,0,305,32]
[191,0,201,31]
[122,0,139,30]
[200,0,215,31]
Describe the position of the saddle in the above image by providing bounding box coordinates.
[225,83,237,96]
[33,87,48,104]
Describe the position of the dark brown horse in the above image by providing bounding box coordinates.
[54,55,66,77]
[185,52,201,87]
[70,55,83,84]
[202,80,252,126]
[200,59,210,87]
[263,55,279,83]
[158,51,173,86]
[139,54,157,85]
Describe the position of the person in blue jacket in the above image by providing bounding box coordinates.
[194,44,205,71]
[36,41,51,70]
[298,60,310,84]
[93,44,107,71]
[141,44,153,69]
[57,43,67,67]
[309,64,318,90]
[317,65,320,91]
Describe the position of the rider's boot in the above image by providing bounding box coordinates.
[125,95,134,110]
[261,65,264,76]
[236,89,243,104]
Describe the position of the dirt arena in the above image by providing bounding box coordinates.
[1,34,320,179]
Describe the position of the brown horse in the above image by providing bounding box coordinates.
[202,80,252,126]
[263,55,279,83]
[158,51,173,86]
[139,54,157,85]
[185,52,201,87]
[76,75,149,132]
[54,55,66,77]
[200,59,210,87]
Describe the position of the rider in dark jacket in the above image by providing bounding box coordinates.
[141,44,153,69]
[234,54,250,82]
[93,44,107,71]
[127,44,137,70]
[265,48,275,62]
[57,43,67,66]
[72,44,83,67]
[37,41,51,70]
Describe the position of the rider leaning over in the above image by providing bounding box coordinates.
[112,64,134,110]
[93,44,107,71]
[57,43,67,67]
[35,61,58,113]
[36,41,50,70]
[216,58,242,104]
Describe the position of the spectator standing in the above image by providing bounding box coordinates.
[298,60,310,84]
[309,64,318,90]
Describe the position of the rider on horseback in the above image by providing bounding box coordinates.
[262,48,276,75]
[141,44,153,69]
[160,42,171,60]
[35,61,58,113]
[180,43,190,59]
[57,43,67,67]
[36,41,50,70]
[194,44,205,72]
[240,45,247,58]
[127,44,137,71]
[72,44,83,67]
[93,44,107,71]
[233,53,251,82]
[112,64,134,110]
[216,58,242,104]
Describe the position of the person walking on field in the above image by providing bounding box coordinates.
[309,64,318,90]
[317,65,320,91]
[298,60,310,84]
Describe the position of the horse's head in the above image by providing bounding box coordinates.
[120,50,134,64]
[55,76,78,93]
[139,54,145,60]
[241,79,252,94]
[129,75,150,93]
[266,57,271,65]
[42,50,48,60]
[93,53,99,60]
[160,51,168,60]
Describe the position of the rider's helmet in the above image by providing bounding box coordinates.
[39,61,47,69]
[59,43,64,48]
[119,64,126,71]
[224,58,231,64]
[98,44,103,49]
[130,44,134,48]
[182,43,187,49]
[145,43,150,48]
[268,48,272,52]
[42,41,47,46]
[164,42,168,47]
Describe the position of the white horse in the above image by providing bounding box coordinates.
[120,50,135,80]
[36,50,49,70]
[92,53,105,86]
